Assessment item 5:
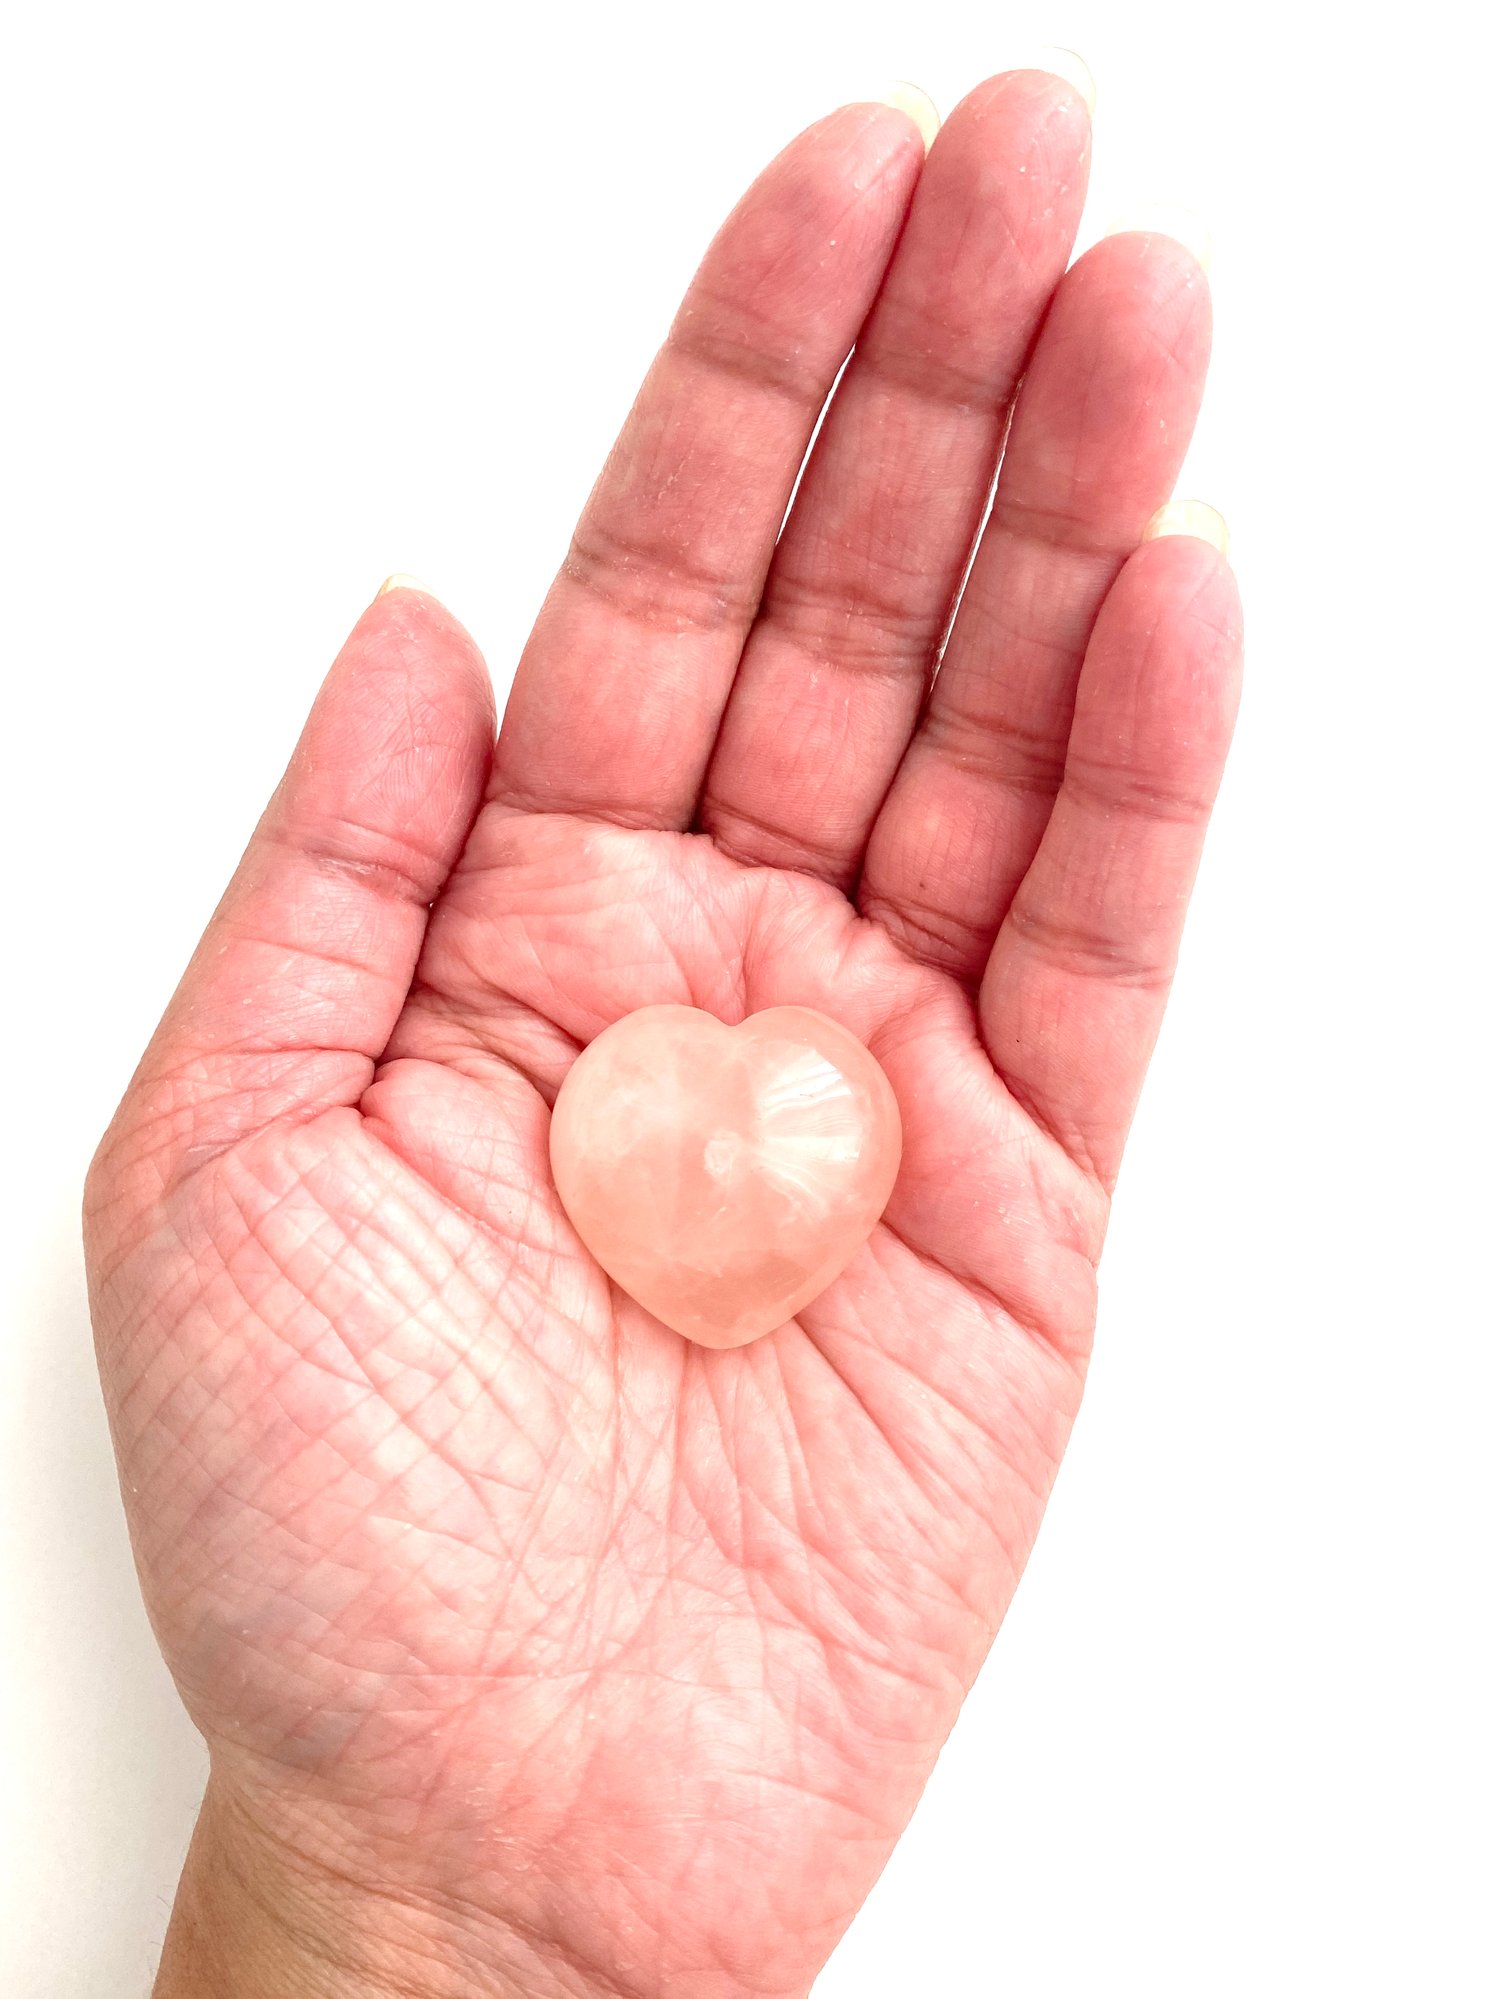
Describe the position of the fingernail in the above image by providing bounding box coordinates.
[1105,206,1212,273]
[375,573,429,599]
[876,81,942,152]
[1015,47,1096,117]
[1142,499,1230,556]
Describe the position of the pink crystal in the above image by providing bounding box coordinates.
[549,1004,902,1349]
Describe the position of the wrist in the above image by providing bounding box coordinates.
[154,1776,602,1999]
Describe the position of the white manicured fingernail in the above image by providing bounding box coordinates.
[375,573,429,599]
[1015,47,1096,116]
[1105,206,1212,273]
[877,82,942,152]
[1142,500,1230,555]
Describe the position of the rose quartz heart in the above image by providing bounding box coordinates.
[549,1004,902,1350]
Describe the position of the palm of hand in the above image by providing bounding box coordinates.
[87,74,1239,1999]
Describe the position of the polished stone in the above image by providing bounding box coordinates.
[549,1004,902,1349]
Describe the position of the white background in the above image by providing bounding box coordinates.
[3,2,1495,1993]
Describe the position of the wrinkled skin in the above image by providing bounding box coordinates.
[86,71,1242,1999]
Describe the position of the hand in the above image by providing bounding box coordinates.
[86,70,1241,1999]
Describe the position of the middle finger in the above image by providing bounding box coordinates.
[699,63,1094,883]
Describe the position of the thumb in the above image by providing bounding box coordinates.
[99,579,494,1188]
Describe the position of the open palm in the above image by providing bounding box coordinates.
[86,71,1241,1999]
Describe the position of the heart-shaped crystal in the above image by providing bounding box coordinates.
[549,1004,902,1349]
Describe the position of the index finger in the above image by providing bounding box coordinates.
[488,101,927,830]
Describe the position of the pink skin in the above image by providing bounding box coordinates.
[86,71,1242,1999]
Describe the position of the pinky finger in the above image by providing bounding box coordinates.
[979,515,1243,1188]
